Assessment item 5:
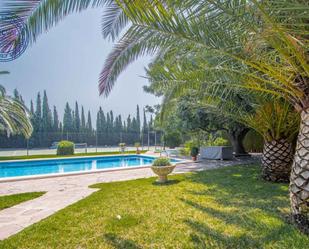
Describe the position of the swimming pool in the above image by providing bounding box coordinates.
[0,155,179,179]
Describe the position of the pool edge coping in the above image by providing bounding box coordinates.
[0,157,191,183]
[0,153,154,164]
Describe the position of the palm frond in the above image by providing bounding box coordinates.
[98,1,307,100]
[1,0,108,44]
[0,85,32,138]
[101,1,129,41]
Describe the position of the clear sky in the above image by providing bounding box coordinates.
[0,8,160,120]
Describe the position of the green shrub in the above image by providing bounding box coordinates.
[204,134,229,146]
[191,147,199,157]
[180,140,199,156]
[57,141,74,155]
[164,132,182,148]
[179,147,189,156]
[152,157,171,167]
[212,137,229,146]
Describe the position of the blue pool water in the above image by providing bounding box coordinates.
[0,155,179,179]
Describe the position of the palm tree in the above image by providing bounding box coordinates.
[98,1,309,232]
[0,71,32,138]
[3,0,308,232]
[145,52,300,183]
[244,100,300,182]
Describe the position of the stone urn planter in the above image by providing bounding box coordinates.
[151,157,176,183]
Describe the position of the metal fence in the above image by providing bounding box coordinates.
[0,131,164,157]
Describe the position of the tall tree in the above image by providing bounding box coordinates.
[142,108,147,132]
[42,90,52,133]
[30,100,34,115]
[87,110,92,131]
[63,103,73,133]
[96,107,105,145]
[115,114,123,140]
[34,92,42,133]
[96,107,103,133]
[53,106,59,132]
[81,106,86,131]
[13,89,24,103]
[136,105,141,133]
[74,101,80,132]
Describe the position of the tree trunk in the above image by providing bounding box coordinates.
[290,110,309,234]
[261,139,293,183]
[229,128,250,156]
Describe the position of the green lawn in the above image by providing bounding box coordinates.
[1,165,308,249]
[0,192,45,211]
[0,150,146,161]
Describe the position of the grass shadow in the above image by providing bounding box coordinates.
[184,218,260,249]
[152,179,181,186]
[185,165,289,211]
[103,233,142,249]
[177,165,308,247]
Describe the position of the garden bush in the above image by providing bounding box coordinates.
[152,157,171,166]
[57,141,74,155]
[202,134,229,146]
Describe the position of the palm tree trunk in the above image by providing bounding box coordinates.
[261,139,293,183]
[290,110,309,234]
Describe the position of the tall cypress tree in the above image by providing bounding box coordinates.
[33,92,42,146]
[30,100,34,115]
[74,101,80,132]
[126,115,132,144]
[13,88,19,100]
[81,106,86,131]
[63,103,73,133]
[13,89,24,103]
[34,92,42,131]
[96,108,102,133]
[30,100,35,133]
[143,108,147,132]
[52,105,59,143]
[87,110,92,131]
[136,105,141,133]
[115,115,122,133]
[132,117,139,143]
[42,90,53,133]
[97,107,105,145]
[53,106,59,132]
[106,111,111,145]
[142,108,148,145]
[110,110,114,124]
[109,110,115,144]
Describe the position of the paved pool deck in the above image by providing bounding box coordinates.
[0,156,258,240]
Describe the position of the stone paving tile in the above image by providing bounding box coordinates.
[0,224,23,239]
[0,156,259,240]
